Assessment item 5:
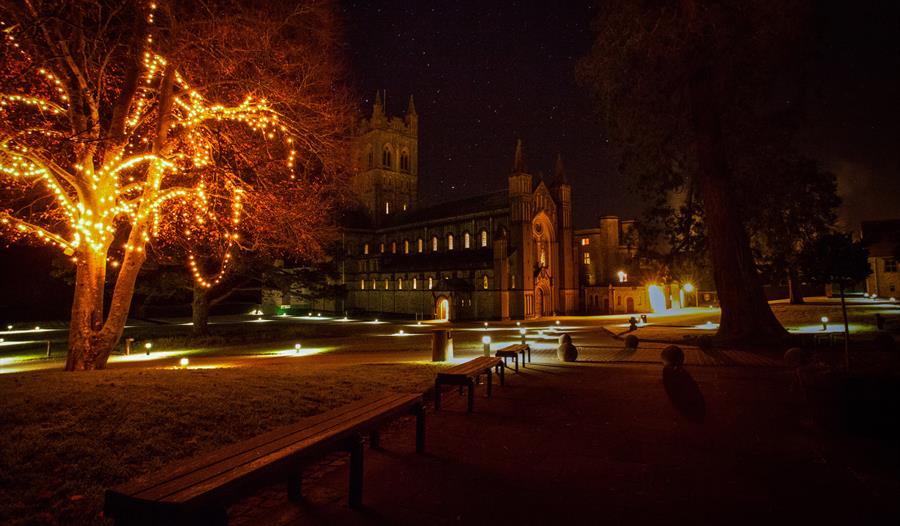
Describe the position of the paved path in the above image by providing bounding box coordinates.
[230,362,898,525]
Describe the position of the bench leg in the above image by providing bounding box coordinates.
[514,354,519,373]
[369,429,380,449]
[487,367,493,397]
[349,433,364,509]
[434,380,441,411]
[467,378,475,412]
[499,362,505,386]
[288,469,303,502]
[414,404,426,453]
[527,345,531,363]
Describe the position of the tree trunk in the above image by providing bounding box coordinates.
[192,284,211,337]
[687,66,787,345]
[788,266,805,305]
[66,249,109,370]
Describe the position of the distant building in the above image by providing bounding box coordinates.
[327,95,578,320]
[575,216,651,314]
[860,219,900,298]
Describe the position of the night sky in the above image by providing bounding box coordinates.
[341,0,899,230]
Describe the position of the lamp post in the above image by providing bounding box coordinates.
[519,328,527,345]
[482,335,491,357]
[821,316,829,331]
[144,342,152,356]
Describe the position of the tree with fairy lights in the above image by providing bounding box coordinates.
[0,1,352,370]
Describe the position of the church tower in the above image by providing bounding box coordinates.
[508,139,534,319]
[351,92,419,224]
[551,154,578,314]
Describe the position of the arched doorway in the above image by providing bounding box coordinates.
[626,297,635,313]
[436,297,450,321]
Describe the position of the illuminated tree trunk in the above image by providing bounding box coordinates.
[788,266,805,305]
[66,249,108,370]
[192,285,211,337]
[688,67,788,345]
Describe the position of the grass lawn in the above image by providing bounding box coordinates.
[0,360,443,525]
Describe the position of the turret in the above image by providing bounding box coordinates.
[405,95,417,133]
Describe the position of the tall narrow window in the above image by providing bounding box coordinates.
[371,278,376,289]
[887,259,898,272]
[363,243,369,255]
[391,241,397,254]
[480,230,488,247]
[482,275,489,289]
[398,278,404,290]
[400,151,410,171]
[382,147,392,168]
[583,252,591,264]
[464,232,471,249]
[385,201,390,215]
[511,274,516,289]
[417,238,424,253]
[447,234,454,250]
[379,243,385,253]
[404,240,410,254]
[581,238,590,246]
[367,151,374,169]
[432,236,438,251]
[384,278,389,290]
[428,276,433,290]
[413,277,418,289]
[360,279,365,290]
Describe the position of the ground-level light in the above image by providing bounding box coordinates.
[482,335,492,357]
[519,328,527,344]
[179,357,189,368]
[821,316,829,331]
[145,342,152,355]
[295,343,302,353]
[6,325,11,331]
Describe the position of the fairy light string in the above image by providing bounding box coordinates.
[0,2,297,288]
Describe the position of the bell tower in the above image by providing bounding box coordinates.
[351,92,419,224]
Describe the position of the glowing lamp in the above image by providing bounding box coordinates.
[144,342,152,355]
[6,325,11,330]
[516,321,521,327]
[484,322,489,329]
[398,330,405,335]
[294,343,302,353]
[820,316,828,331]
[34,326,40,331]
[179,357,189,367]
[519,328,526,335]
[556,320,561,325]
[482,335,492,357]
[683,283,694,293]
[482,335,491,344]
[374,318,379,323]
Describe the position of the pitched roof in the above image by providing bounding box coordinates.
[387,191,509,226]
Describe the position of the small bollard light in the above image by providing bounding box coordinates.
[556,320,561,325]
[6,325,11,331]
[640,314,648,324]
[179,357,189,368]
[34,326,40,331]
[295,343,302,353]
[145,341,152,355]
[482,335,492,356]
[483,322,488,329]
[516,321,521,327]
[374,318,379,323]
[398,329,405,335]
[821,316,829,331]
[519,327,527,344]
[46,340,51,358]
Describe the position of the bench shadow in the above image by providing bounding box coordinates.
[662,366,706,423]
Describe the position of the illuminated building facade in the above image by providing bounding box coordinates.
[334,96,578,321]
[860,219,900,298]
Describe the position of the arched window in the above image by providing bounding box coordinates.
[428,276,433,289]
[480,230,488,247]
[400,150,410,171]
[391,241,397,254]
[367,150,374,169]
[371,278,376,289]
[511,274,516,289]
[447,233,454,250]
[385,201,391,215]
[403,239,410,254]
[464,232,471,249]
[384,278,389,290]
[431,236,439,252]
[398,278,404,290]
[382,146,392,168]
[379,242,385,253]
[360,279,365,290]
[363,243,370,255]
[413,277,418,289]
[482,275,489,289]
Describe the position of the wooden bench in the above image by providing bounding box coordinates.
[434,356,504,412]
[495,343,530,372]
[104,393,425,525]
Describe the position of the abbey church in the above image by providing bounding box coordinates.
[340,94,578,320]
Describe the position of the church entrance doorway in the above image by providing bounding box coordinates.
[626,297,635,313]
[436,297,450,321]
[534,284,551,317]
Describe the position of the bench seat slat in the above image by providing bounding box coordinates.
[165,397,419,504]
[109,393,418,507]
